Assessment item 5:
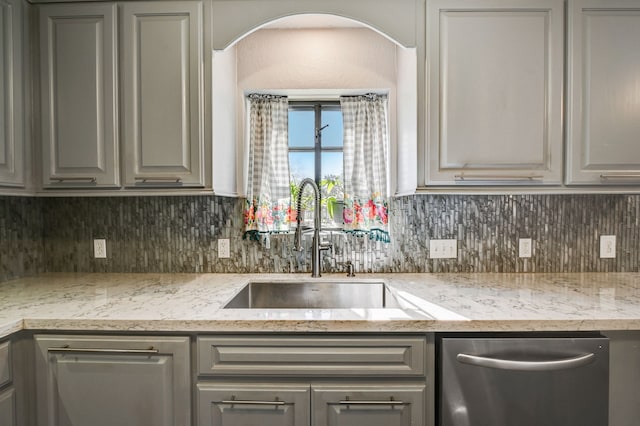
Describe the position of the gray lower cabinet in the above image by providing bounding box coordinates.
[312,384,425,426]
[196,335,431,426]
[604,331,640,426]
[0,387,15,426]
[198,383,311,426]
[0,340,15,426]
[566,0,640,185]
[34,334,191,426]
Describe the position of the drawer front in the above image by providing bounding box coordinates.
[197,383,310,426]
[197,336,425,377]
[0,341,10,387]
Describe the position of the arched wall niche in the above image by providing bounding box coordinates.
[211,3,420,198]
[211,0,419,50]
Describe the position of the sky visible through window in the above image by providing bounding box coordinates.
[288,109,343,182]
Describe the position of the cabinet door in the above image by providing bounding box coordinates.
[312,384,425,426]
[0,340,10,387]
[121,1,204,188]
[566,0,640,184]
[39,3,119,188]
[604,331,640,426]
[34,335,190,426]
[197,383,310,426]
[0,0,24,187]
[426,0,563,185]
[0,387,15,426]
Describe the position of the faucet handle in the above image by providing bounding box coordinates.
[345,261,355,277]
[319,241,332,251]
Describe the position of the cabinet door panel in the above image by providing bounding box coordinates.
[0,340,10,387]
[312,384,425,426]
[39,3,118,188]
[427,0,563,185]
[34,335,190,426]
[121,1,204,187]
[197,383,310,426]
[567,0,640,184]
[0,0,23,187]
[0,387,15,426]
[197,335,426,377]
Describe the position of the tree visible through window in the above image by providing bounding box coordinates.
[288,102,344,228]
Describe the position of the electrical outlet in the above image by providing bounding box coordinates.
[429,239,457,259]
[218,239,230,259]
[600,235,616,258]
[519,238,532,258]
[93,239,107,259]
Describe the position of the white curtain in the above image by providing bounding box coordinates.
[243,95,292,241]
[341,94,390,242]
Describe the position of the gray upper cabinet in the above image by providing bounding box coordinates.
[426,0,564,186]
[566,0,640,185]
[0,0,24,188]
[121,1,205,188]
[38,0,207,191]
[39,3,119,189]
[34,334,191,426]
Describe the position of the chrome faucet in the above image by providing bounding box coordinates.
[294,178,332,277]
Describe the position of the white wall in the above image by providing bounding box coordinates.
[236,28,397,90]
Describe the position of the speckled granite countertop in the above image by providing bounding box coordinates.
[1,272,640,338]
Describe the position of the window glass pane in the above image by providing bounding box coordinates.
[288,110,315,148]
[321,109,343,147]
[321,152,343,188]
[321,152,344,227]
[289,152,315,186]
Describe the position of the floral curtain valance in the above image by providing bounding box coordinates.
[243,94,292,241]
[341,94,390,242]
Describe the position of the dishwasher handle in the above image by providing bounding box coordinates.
[456,352,596,371]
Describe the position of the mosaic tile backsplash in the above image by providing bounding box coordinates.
[36,193,640,275]
[0,196,45,282]
[2,193,639,283]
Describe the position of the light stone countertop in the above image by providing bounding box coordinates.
[1,272,640,338]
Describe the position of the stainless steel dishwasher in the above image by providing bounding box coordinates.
[439,335,609,426]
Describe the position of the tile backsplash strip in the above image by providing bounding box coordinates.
[0,196,45,282]
[35,193,639,276]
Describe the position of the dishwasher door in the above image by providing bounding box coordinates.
[439,336,609,426]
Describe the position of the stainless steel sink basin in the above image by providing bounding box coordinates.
[223,281,400,309]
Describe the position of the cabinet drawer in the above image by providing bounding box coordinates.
[197,383,310,426]
[197,336,425,377]
[0,341,10,387]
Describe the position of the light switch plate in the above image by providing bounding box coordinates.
[429,239,457,259]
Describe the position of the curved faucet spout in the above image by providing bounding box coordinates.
[293,178,330,277]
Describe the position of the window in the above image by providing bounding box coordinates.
[288,101,344,228]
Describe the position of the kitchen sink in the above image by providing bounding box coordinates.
[223,281,401,309]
